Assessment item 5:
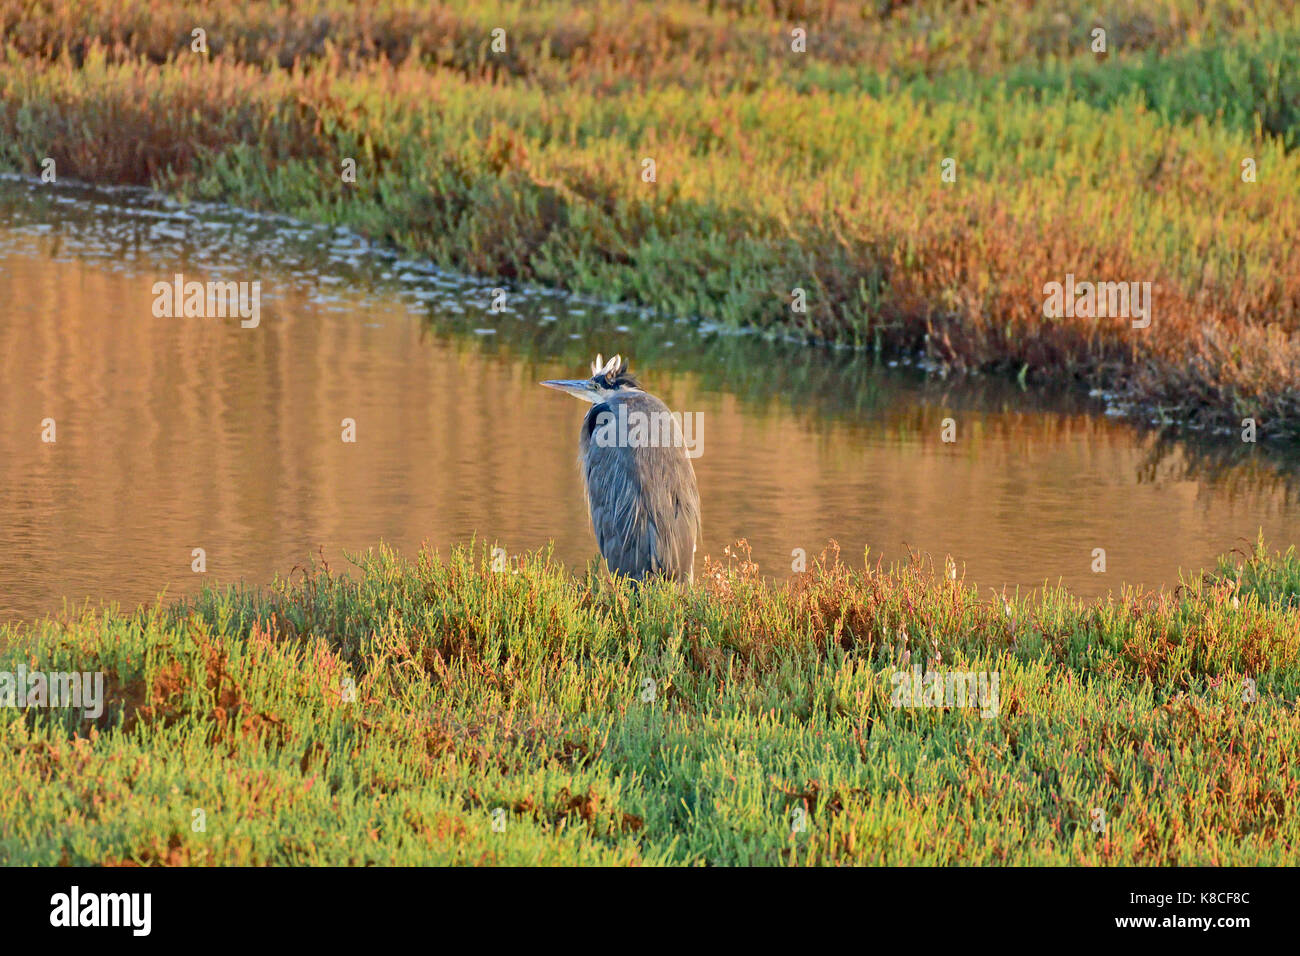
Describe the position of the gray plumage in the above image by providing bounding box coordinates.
[542,354,701,584]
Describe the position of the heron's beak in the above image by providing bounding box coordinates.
[540,379,601,403]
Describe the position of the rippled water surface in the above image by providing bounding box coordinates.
[1,179,1297,622]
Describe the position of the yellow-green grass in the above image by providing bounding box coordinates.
[2,2,1299,433]
[1,538,1296,865]
[5,0,1298,95]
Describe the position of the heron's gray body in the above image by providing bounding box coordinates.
[579,389,700,583]
[541,354,700,585]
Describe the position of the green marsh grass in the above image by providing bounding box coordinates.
[1,539,1295,865]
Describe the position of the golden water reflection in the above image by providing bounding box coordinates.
[1,234,1297,622]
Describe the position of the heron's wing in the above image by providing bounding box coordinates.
[582,394,700,581]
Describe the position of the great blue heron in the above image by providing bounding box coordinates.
[541,353,701,584]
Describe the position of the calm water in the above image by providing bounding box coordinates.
[1,179,1297,622]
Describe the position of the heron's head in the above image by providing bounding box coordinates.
[540,353,641,403]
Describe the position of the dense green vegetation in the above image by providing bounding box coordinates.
[0,2,1298,432]
[1,539,1295,865]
